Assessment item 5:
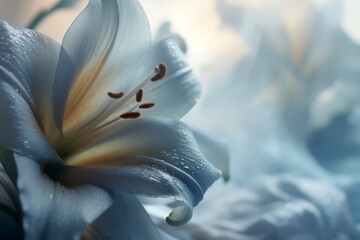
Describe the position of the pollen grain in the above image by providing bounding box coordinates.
[139,102,155,109]
[136,89,143,102]
[120,111,141,119]
[107,91,124,99]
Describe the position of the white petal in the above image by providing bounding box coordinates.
[56,158,201,227]
[62,119,220,225]
[0,21,61,163]
[66,119,220,190]
[90,34,200,133]
[52,0,152,137]
[82,192,161,240]
[0,80,60,163]
[139,35,201,119]
[14,154,112,240]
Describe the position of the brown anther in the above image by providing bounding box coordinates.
[136,89,143,102]
[139,102,155,109]
[120,111,141,119]
[107,91,124,99]
[151,62,167,82]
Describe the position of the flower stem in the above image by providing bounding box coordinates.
[26,0,75,29]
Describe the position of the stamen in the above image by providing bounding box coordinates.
[107,91,124,99]
[136,89,143,102]
[139,102,155,109]
[100,62,167,128]
[151,62,167,82]
[120,111,141,119]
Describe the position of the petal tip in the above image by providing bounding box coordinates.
[165,205,193,227]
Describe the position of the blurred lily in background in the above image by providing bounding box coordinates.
[176,0,360,239]
[194,0,360,183]
[0,0,224,239]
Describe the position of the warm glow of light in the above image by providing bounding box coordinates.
[37,1,88,43]
[139,0,247,89]
[1,0,360,88]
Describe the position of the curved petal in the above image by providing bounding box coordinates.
[139,35,201,119]
[14,154,112,240]
[53,0,152,138]
[89,34,201,136]
[54,157,202,226]
[0,21,61,163]
[66,119,220,189]
[59,119,220,224]
[192,130,230,182]
[82,192,161,240]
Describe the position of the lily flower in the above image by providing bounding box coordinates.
[181,0,360,239]
[197,0,360,183]
[0,0,221,239]
[213,1,360,220]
